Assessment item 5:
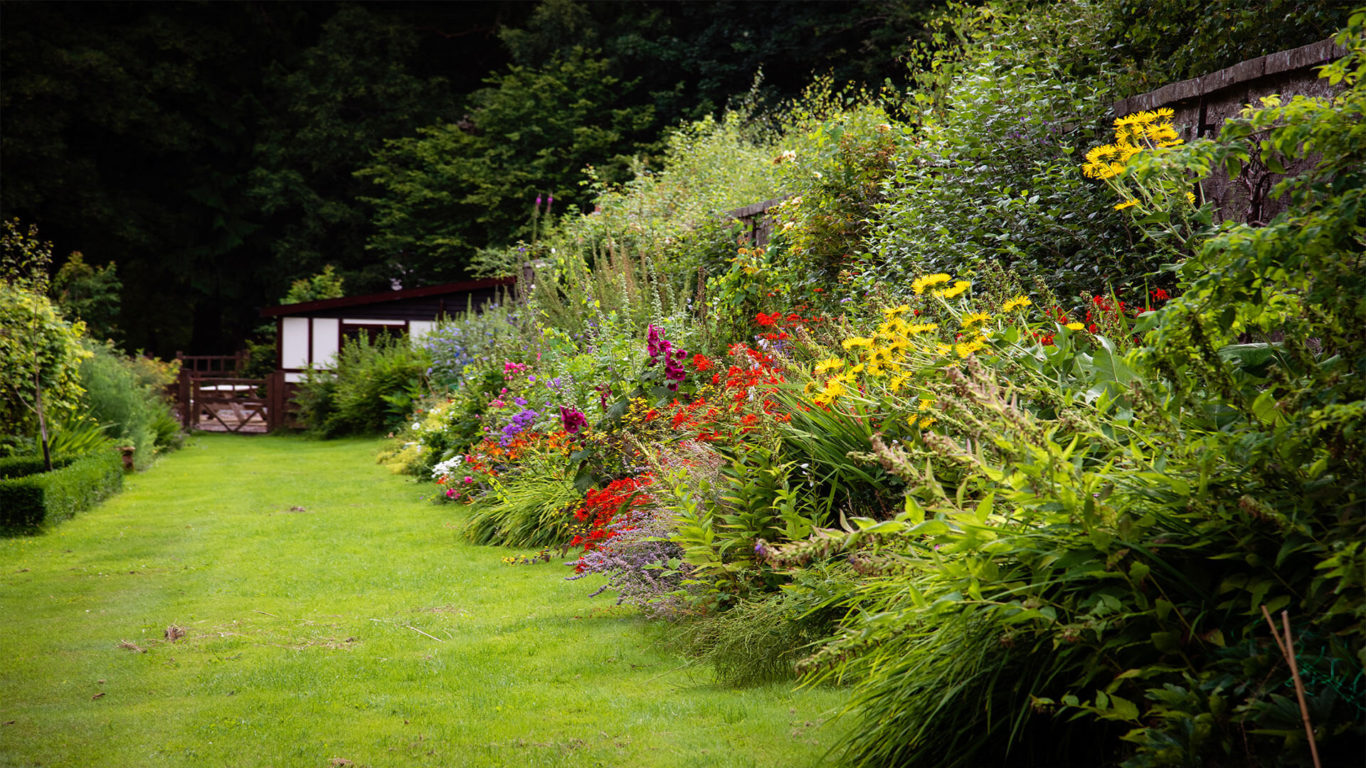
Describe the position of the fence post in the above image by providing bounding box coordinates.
[267,371,282,432]
[178,369,193,430]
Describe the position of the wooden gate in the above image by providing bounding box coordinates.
[175,360,292,433]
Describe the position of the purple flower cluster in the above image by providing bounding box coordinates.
[566,507,689,616]
[646,324,688,391]
[500,406,538,446]
[559,406,589,434]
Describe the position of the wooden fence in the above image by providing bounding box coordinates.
[173,353,295,433]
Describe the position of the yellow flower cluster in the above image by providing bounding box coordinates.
[911,273,952,295]
[1082,107,1182,180]
[810,306,995,407]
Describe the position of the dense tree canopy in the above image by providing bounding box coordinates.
[1,0,936,357]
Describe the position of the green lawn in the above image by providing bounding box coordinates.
[0,434,846,768]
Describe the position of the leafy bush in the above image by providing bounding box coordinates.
[528,109,780,339]
[79,342,181,468]
[0,283,90,451]
[0,455,69,479]
[1101,0,1353,91]
[863,1,1163,304]
[672,588,841,686]
[0,448,122,533]
[295,333,431,437]
[420,303,528,391]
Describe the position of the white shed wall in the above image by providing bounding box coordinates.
[281,317,310,369]
[312,318,340,367]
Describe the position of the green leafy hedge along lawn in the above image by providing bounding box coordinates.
[0,449,123,532]
[0,434,846,768]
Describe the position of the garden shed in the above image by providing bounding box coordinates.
[260,276,515,382]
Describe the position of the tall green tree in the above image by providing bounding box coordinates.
[360,51,657,278]
[248,4,461,294]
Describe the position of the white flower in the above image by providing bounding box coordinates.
[431,455,465,480]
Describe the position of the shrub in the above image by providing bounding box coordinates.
[528,109,780,339]
[421,303,528,391]
[0,448,122,533]
[0,283,90,448]
[863,0,1162,304]
[79,342,181,468]
[759,24,1366,765]
[0,455,69,479]
[295,333,431,437]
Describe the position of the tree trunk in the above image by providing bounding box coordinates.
[34,370,52,472]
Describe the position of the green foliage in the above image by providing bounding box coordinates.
[78,341,181,468]
[0,447,122,533]
[360,53,657,280]
[249,4,459,294]
[281,264,345,305]
[758,24,1366,766]
[294,334,431,437]
[865,0,1162,303]
[1101,0,1353,91]
[51,251,121,343]
[771,97,900,283]
[461,473,580,549]
[1,218,53,293]
[0,282,89,443]
[0,455,70,480]
[672,589,839,686]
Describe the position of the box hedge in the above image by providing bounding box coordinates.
[0,455,69,479]
[0,449,122,532]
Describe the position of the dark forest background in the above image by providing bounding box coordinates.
[1,0,940,357]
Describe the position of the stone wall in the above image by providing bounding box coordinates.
[1113,38,1347,224]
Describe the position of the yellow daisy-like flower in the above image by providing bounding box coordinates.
[918,397,934,411]
[1083,145,1124,180]
[866,361,886,379]
[870,346,896,367]
[889,374,908,392]
[847,363,866,376]
[919,416,937,429]
[1114,199,1138,211]
[1186,191,1197,205]
[906,322,938,335]
[1001,295,1031,312]
[814,357,845,375]
[882,304,912,318]
[935,343,952,356]
[961,312,990,328]
[955,340,985,358]
[813,378,847,406]
[841,336,875,351]
[911,273,952,295]
[933,280,971,299]
[803,381,819,395]
[1065,322,1085,331]
[877,318,909,337]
